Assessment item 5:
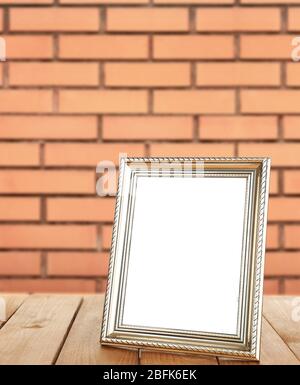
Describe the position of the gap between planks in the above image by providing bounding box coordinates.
[52,295,84,365]
[56,295,139,365]
[0,294,299,365]
[219,316,299,365]
[0,294,28,329]
[57,294,217,365]
[0,294,83,365]
[263,295,300,362]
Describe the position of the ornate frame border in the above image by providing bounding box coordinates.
[101,157,271,361]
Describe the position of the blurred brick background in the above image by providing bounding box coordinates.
[0,0,299,294]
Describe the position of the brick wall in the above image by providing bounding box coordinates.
[0,0,299,294]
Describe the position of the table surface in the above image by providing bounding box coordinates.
[0,294,299,365]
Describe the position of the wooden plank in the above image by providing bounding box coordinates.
[219,317,299,365]
[56,294,138,365]
[0,294,81,365]
[263,296,300,362]
[0,294,28,328]
[140,351,218,365]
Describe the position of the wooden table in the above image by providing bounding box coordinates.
[0,294,299,365]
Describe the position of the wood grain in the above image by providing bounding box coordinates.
[140,350,218,365]
[263,296,300,361]
[0,294,28,328]
[0,294,298,365]
[56,294,138,365]
[219,317,299,365]
[0,294,81,365]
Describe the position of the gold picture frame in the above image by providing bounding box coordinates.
[101,157,271,361]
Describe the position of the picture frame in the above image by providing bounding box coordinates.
[101,157,271,361]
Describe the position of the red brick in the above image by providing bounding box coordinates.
[197,63,280,86]
[155,0,234,3]
[47,252,109,276]
[105,63,190,87]
[0,170,95,194]
[154,90,235,114]
[267,224,279,249]
[0,252,40,276]
[265,252,300,276]
[5,35,53,59]
[284,171,300,194]
[270,170,279,194]
[0,279,96,293]
[150,143,234,157]
[243,0,300,3]
[239,143,300,167]
[103,116,193,141]
[0,198,40,221]
[0,9,3,32]
[61,0,147,3]
[0,143,39,166]
[0,0,52,3]
[285,280,300,295]
[288,8,300,31]
[10,7,99,31]
[59,90,148,114]
[59,35,148,59]
[0,90,52,113]
[263,279,279,295]
[241,90,300,114]
[199,116,278,140]
[283,117,300,139]
[0,225,97,249]
[241,35,294,59]
[154,36,234,59]
[0,116,97,140]
[107,8,188,31]
[0,0,299,294]
[45,143,145,166]
[102,225,112,250]
[285,225,300,249]
[269,198,300,221]
[286,63,300,86]
[196,8,280,31]
[9,63,99,86]
[47,198,115,222]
